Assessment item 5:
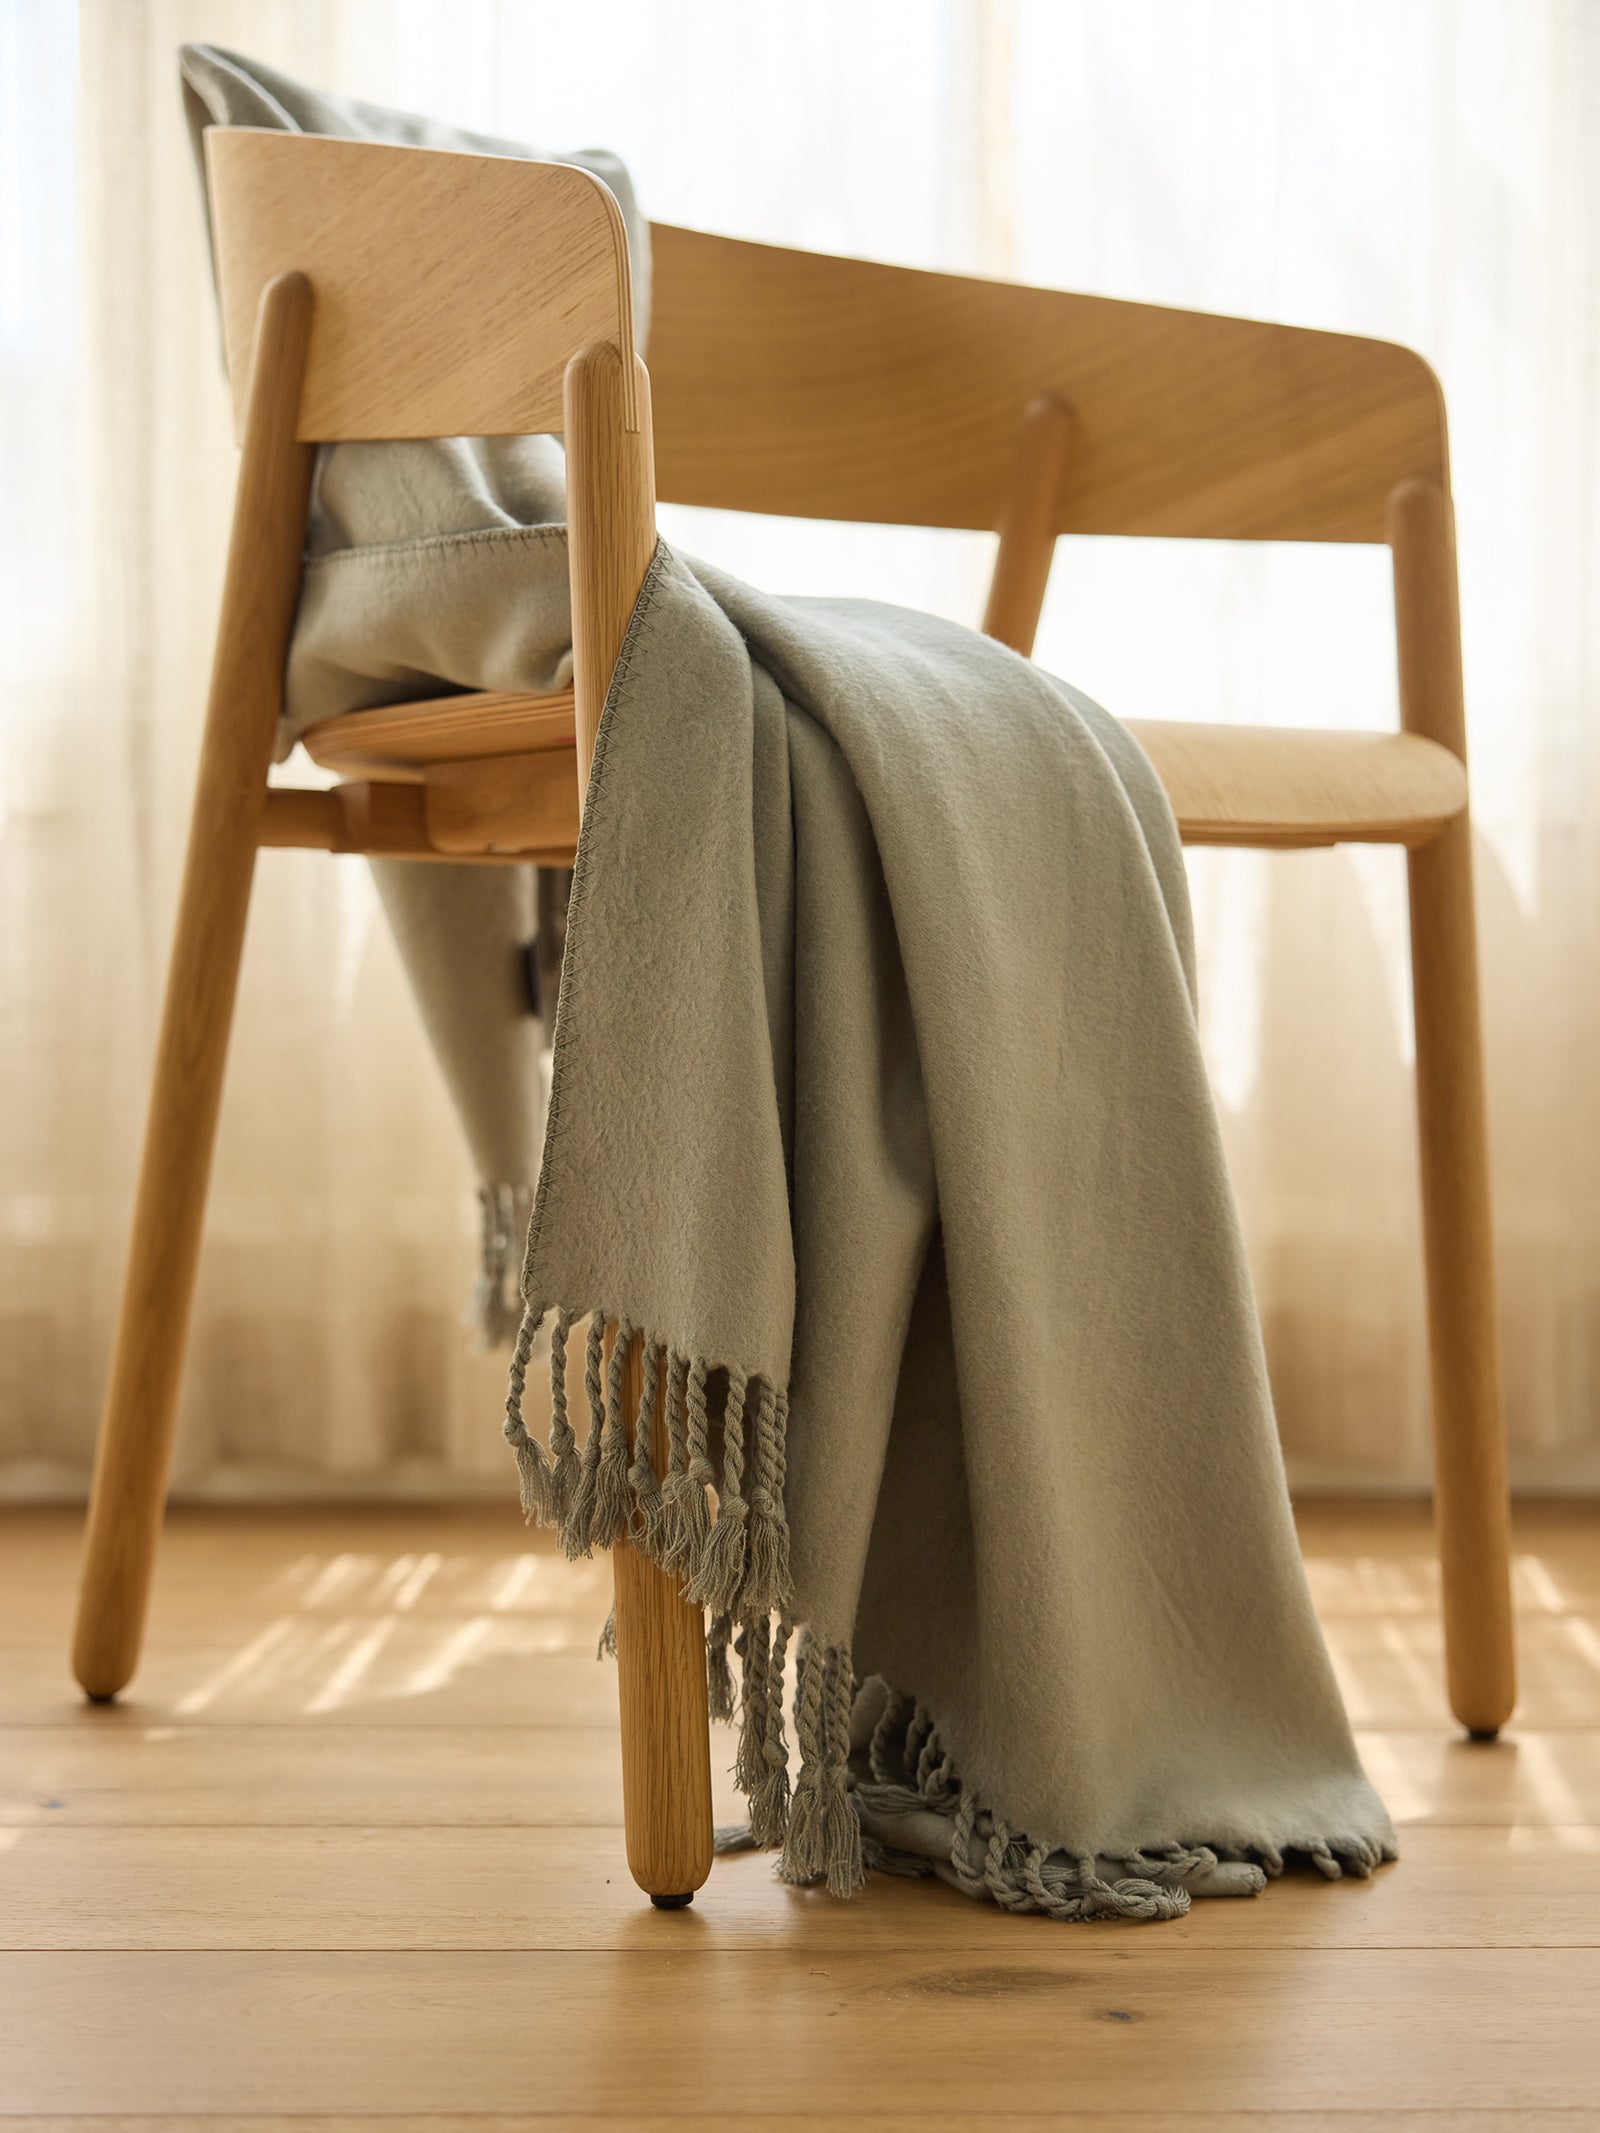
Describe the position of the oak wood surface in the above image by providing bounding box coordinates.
[646,222,1446,542]
[610,1338,715,1900]
[1128,719,1467,848]
[564,348,714,1901]
[1,2121,1589,2133]
[981,393,1072,655]
[70,275,316,1704]
[205,132,639,443]
[300,689,578,775]
[4,1823,1596,1952]
[2,2120,1592,2133]
[423,749,582,855]
[8,1720,1600,1831]
[1390,479,1516,1737]
[3,1947,1594,2118]
[291,689,1469,855]
[9,1503,1595,2122]
[257,781,578,866]
[24,1610,1600,1734]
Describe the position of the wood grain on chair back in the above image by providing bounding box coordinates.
[204,129,640,442]
[646,224,1445,544]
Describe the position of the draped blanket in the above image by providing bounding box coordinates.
[183,46,1397,1918]
[507,547,1396,1911]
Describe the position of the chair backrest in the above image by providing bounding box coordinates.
[206,128,1445,549]
[645,224,1446,545]
[205,129,641,440]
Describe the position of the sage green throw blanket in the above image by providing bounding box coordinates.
[184,47,1397,1918]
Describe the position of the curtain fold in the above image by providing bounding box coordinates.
[2,0,1595,1495]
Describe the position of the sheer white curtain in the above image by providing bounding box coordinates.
[3,0,1595,1497]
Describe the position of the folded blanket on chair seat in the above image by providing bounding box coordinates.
[182,48,1397,1918]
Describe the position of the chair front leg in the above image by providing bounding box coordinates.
[611,1333,716,1904]
[1391,478,1516,1739]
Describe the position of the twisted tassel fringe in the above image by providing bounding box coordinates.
[628,1340,666,1555]
[507,1308,1384,1916]
[556,1316,609,1557]
[504,1310,792,1597]
[686,1366,749,1613]
[502,1306,831,1874]
[777,1633,864,1898]
[850,1692,1392,1918]
[748,1613,793,1845]
[588,1318,636,1548]
[663,1357,714,1576]
[742,1385,790,1614]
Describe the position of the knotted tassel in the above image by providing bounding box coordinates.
[589,1319,635,1547]
[502,1302,555,1521]
[687,1364,749,1613]
[734,1614,771,1792]
[741,1383,791,1612]
[627,1339,666,1557]
[559,1315,609,1557]
[748,1613,793,1847]
[664,1356,714,1579]
[820,1643,864,1897]
[778,1634,828,1886]
[544,1308,580,1521]
[657,1352,694,1569]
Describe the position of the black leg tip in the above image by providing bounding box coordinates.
[84,1691,118,1706]
[1467,1725,1501,1743]
[650,1891,694,1910]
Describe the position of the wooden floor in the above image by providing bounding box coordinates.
[2,1500,1597,2131]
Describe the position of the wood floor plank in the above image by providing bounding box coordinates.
[7,1722,1596,1830]
[3,1501,1595,2125]
[9,1498,1594,1644]
[1,1823,1595,1952]
[2,1513,610,1643]
[1320,1615,1600,1730]
[9,2116,1599,2132]
[6,2116,1598,2133]
[0,1632,621,1725]
[0,1722,628,1827]
[2,1948,1595,2116]
[8,1612,1600,1728]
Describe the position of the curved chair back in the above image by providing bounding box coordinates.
[645,222,1445,544]
[205,128,642,440]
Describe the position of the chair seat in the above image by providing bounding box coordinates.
[1127,719,1467,848]
[300,688,578,779]
[298,691,1467,854]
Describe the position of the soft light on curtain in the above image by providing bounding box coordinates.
[2,0,1595,1496]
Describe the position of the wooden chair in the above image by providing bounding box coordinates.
[73,129,1516,1908]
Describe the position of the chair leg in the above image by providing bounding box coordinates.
[1391,477,1516,1739]
[611,1335,715,1904]
[1407,816,1517,1737]
[72,272,315,1701]
[72,814,263,1699]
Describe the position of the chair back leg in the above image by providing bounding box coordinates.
[72,275,315,1700]
[1390,478,1517,1738]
